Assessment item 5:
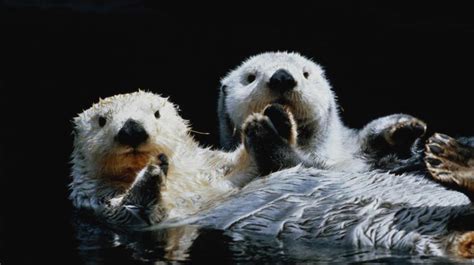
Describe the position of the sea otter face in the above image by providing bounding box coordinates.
[73,91,188,184]
[221,52,335,131]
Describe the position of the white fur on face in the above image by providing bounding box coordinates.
[221,52,335,129]
[72,90,189,177]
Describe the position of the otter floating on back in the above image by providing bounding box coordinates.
[69,73,474,258]
[70,90,304,227]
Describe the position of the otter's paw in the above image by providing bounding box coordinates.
[242,113,284,150]
[456,231,474,258]
[122,154,168,208]
[425,133,474,191]
[384,115,427,150]
[263,104,297,145]
[242,113,303,175]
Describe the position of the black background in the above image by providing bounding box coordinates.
[1,1,474,263]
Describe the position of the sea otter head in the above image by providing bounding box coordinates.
[71,90,189,187]
[219,51,337,150]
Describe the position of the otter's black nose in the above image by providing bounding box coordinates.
[116,119,149,148]
[268,69,297,93]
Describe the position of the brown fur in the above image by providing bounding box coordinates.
[456,231,474,258]
[100,151,154,184]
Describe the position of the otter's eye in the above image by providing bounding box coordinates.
[246,74,256,84]
[303,71,309,79]
[154,110,160,119]
[98,116,107,127]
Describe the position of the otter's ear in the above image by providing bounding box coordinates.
[219,84,228,96]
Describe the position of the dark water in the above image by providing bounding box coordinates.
[69,214,464,264]
[1,214,467,264]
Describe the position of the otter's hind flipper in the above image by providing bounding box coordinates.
[243,104,308,175]
[361,114,427,159]
[103,154,168,227]
[425,133,474,195]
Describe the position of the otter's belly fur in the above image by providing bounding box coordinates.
[161,167,471,255]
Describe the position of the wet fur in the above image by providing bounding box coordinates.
[70,91,298,227]
[162,166,474,258]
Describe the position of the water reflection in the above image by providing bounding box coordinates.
[73,211,230,263]
[72,211,463,264]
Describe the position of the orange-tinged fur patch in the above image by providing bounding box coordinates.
[100,151,153,185]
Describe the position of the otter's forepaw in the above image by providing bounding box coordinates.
[117,154,169,225]
[242,113,282,150]
[363,114,427,161]
[263,104,297,145]
[242,113,302,175]
[122,153,168,208]
[425,133,474,191]
[385,116,427,149]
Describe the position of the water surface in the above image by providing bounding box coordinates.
[73,215,465,264]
